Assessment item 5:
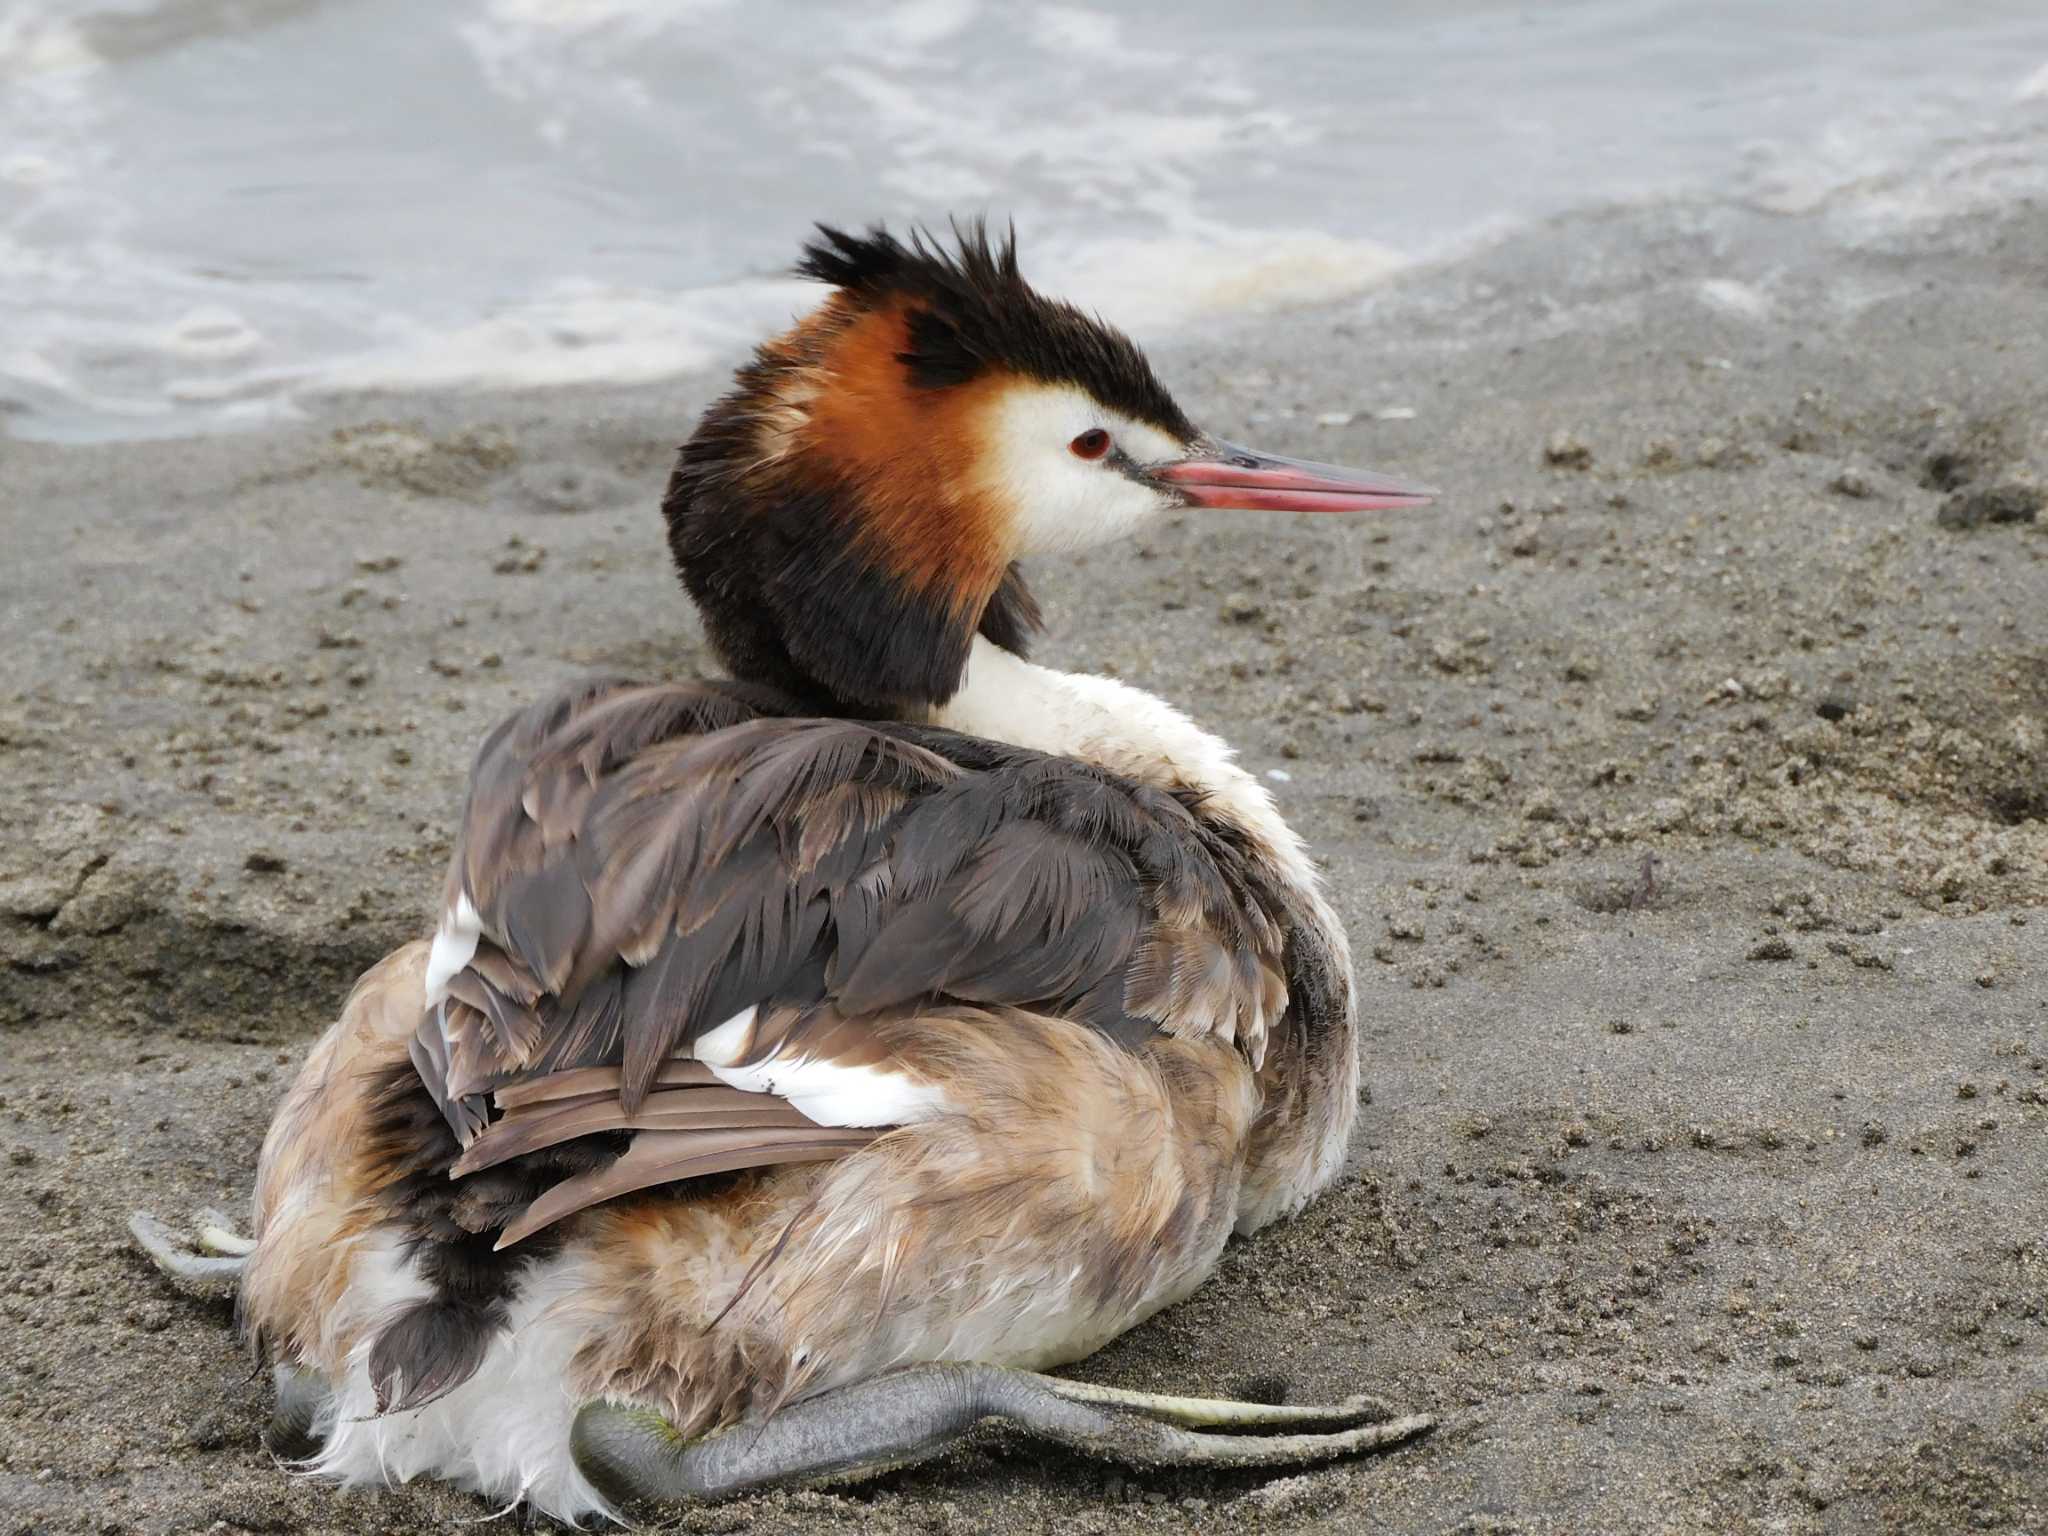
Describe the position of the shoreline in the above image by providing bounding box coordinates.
[2,189,2045,1534]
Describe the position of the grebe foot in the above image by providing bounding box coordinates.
[264,1365,330,1461]
[1033,1377,1406,1431]
[127,1209,250,1298]
[570,1363,1432,1505]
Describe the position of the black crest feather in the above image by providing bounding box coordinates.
[797,219,1195,440]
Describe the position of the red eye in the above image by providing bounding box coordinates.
[1069,428,1111,460]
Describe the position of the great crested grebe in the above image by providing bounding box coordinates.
[132,222,1439,1521]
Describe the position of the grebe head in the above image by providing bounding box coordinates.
[665,220,1436,714]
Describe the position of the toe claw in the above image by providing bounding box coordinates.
[1334,1392,1402,1423]
[195,1208,256,1257]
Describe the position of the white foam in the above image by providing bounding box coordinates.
[312,277,818,398]
[1,151,63,186]
[460,0,737,106]
[1041,229,1409,336]
[1696,279,1771,320]
[1032,5,1121,53]
[0,11,100,88]
[476,0,735,35]
[160,306,264,364]
[862,0,979,53]
[5,1,2047,441]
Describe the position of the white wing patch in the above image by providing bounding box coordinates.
[694,1006,951,1129]
[423,893,481,1010]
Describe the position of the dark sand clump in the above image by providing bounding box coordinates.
[3,193,2045,1534]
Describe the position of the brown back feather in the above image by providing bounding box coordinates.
[410,677,1294,1251]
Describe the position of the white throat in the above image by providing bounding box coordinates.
[933,638,1316,893]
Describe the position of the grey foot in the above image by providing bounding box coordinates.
[128,1209,251,1299]
[129,1213,326,1459]
[570,1363,1432,1506]
[264,1365,330,1461]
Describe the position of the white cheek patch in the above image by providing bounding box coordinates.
[977,383,1188,557]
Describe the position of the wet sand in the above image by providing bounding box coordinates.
[2,193,2044,1535]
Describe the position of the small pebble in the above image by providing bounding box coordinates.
[1544,431,1593,469]
[1935,480,2042,530]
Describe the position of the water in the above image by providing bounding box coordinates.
[4,0,2046,441]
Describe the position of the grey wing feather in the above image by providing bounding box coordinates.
[408,677,1293,1245]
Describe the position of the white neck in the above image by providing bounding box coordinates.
[933,638,1317,895]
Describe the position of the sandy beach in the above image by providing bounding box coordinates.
[2,185,2045,1535]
